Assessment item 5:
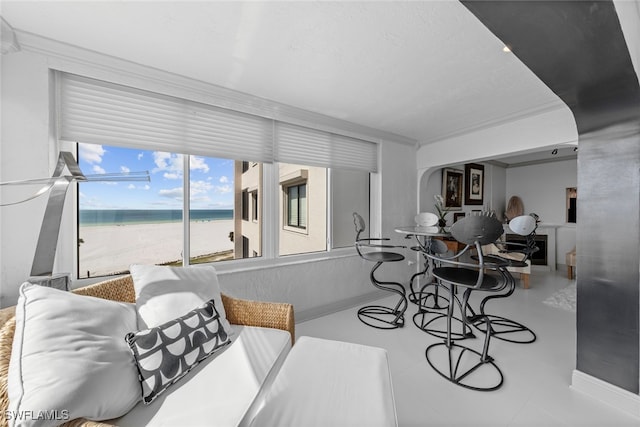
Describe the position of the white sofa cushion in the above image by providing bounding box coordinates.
[130,264,232,335]
[7,282,140,427]
[113,325,291,427]
[250,336,398,427]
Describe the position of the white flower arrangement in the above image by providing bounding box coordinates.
[434,194,450,224]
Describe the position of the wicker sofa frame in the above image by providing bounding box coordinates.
[0,275,295,427]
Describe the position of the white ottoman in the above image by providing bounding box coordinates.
[249,336,397,427]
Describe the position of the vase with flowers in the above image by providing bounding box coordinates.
[434,194,449,228]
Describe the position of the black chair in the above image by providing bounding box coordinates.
[424,214,510,391]
[409,237,449,308]
[411,238,474,340]
[470,214,538,344]
[353,212,408,329]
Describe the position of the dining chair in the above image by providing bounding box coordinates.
[412,237,472,340]
[353,212,408,329]
[407,212,439,304]
[471,214,538,344]
[424,214,509,391]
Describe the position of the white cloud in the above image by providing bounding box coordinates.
[137,153,144,160]
[219,176,229,183]
[215,184,232,194]
[121,166,131,174]
[127,183,151,191]
[153,152,183,179]
[79,144,106,164]
[92,165,106,174]
[159,187,183,199]
[189,156,209,173]
[191,180,214,196]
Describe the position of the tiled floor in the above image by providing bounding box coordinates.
[297,270,639,426]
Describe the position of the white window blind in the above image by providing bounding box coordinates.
[57,72,274,163]
[57,72,379,171]
[275,122,378,173]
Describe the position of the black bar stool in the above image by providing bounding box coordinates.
[412,238,473,341]
[471,214,538,344]
[353,212,408,330]
[424,214,508,391]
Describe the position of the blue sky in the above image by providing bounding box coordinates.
[78,143,234,210]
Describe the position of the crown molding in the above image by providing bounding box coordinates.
[1,17,21,55]
[419,101,569,146]
[14,30,416,147]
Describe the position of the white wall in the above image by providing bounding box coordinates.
[418,162,506,222]
[415,104,579,268]
[0,47,417,320]
[416,106,578,170]
[506,159,578,265]
[0,51,53,306]
[506,159,577,224]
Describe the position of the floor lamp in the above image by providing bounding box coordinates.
[1,151,149,290]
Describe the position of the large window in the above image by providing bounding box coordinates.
[63,73,376,278]
[77,143,258,278]
[279,163,326,256]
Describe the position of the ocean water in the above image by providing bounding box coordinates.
[79,209,233,226]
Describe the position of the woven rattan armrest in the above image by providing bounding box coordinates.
[0,275,295,427]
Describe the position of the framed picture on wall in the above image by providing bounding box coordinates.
[442,168,463,209]
[464,163,484,205]
[453,212,466,223]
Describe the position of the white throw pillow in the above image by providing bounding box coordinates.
[129,264,232,334]
[7,282,140,427]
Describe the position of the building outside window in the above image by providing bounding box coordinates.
[234,161,262,259]
[279,163,327,256]
[286,183,307,229]
[241,190,249,221]
[251,190,259,222]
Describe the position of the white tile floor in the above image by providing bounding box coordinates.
[297,270,640,426]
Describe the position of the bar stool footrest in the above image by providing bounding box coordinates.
[473,314,536,344]
[425,342,504,391]
[413,311,475,340]
[358,305,405,329]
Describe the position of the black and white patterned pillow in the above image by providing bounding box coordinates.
[125,298,232,404]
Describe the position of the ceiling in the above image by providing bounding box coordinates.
[0,1,585,150]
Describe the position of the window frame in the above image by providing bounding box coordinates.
[251,190,259,222]
[70,143,373,284]
[285,182,307,230]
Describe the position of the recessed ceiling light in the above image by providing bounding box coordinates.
[503,45,512,53]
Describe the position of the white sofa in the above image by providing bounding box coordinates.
[0,273,295,427]
[0,272,397,427]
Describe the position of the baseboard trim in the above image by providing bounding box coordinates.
[296,290,386,323]
[571,370,640,418]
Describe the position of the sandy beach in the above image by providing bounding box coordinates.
[79,220,234,278]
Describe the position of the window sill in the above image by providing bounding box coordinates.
[283,225,308,234]
[214,247,357,275]
[70,247,358,289]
